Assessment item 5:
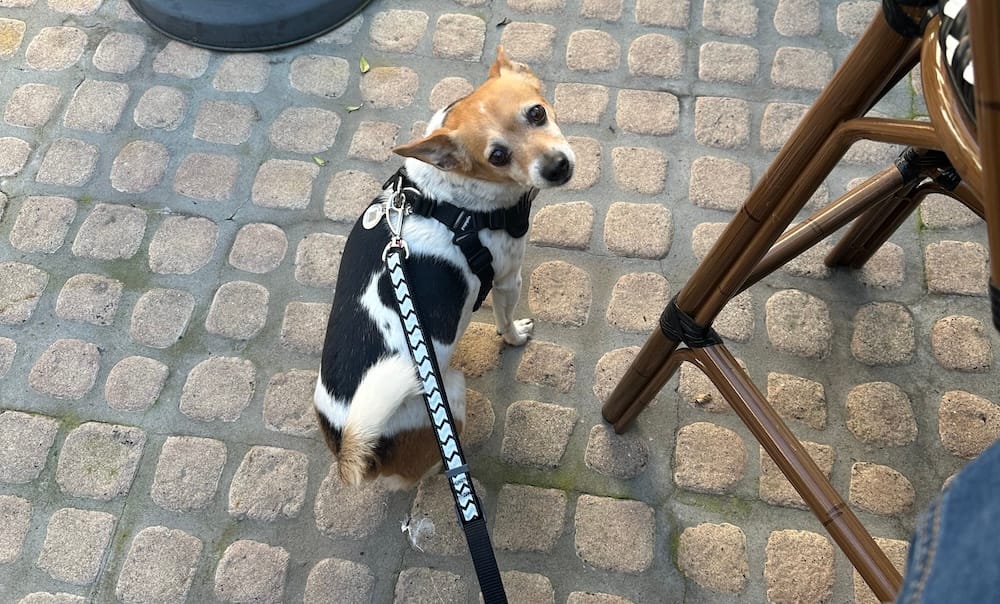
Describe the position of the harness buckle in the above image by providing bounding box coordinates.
[382,237,410,261]
[451,210,476,233]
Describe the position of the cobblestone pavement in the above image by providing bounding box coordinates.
[1,0,997,602]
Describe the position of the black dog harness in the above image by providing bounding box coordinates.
[377,168,537,310]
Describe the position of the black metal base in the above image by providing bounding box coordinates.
[127,0,373,51]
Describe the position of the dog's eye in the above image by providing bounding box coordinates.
[526,104,547,126]
[488,146,511,167]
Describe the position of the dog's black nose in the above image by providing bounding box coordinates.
[541,152,573,185]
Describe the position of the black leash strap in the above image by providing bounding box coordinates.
[370,176,507,603]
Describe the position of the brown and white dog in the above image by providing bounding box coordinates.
[314,47,575,489]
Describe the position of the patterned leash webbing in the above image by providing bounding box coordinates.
[384,245,508,604]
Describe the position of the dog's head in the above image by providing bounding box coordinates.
[393,46,575,189]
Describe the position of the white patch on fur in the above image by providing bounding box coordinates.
[314,376,349,427]
[342,355,422,442]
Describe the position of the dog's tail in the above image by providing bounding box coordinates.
[337,354,422,485]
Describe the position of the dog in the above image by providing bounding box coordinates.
[314,47,575,489]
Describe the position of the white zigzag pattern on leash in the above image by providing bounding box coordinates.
[387,250,479,521]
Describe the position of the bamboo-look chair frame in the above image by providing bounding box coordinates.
[602,3,1000,601]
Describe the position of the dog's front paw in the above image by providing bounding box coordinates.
[502,318,534,346]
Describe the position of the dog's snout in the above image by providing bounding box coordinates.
[541,152,573,185]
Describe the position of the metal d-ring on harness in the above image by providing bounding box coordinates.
[365,173,508,604]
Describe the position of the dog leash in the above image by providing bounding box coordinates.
[366,173,508,604]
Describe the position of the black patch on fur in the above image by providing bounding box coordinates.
[320,217,390,401]
[315,410,342,452]
[374,436,393,467]
[377,253,469,345]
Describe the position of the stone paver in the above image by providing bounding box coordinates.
[214,54,270,92]
[689,156,752,211]
[71,203,147,261]
[64,79,129,133]
[134,85,187,130]
[151,436,227,513]
[262,369,319,437]
[271,107,340,154]
[849,462,915,516]
[530,201,594,249]
[450,322,503,377]
[851,302,916,366]
[110,140,169,193]
[5,83,61,128]
[606,272,670,333]
[36,508,115,585]
[765,289,832,359]
[173,153,239,201]
[528,260,592,326]
[764,530,835,604]
[55,422,145,500]
[938,390,1000,458]
[846,381,918,446]
[0,262,48,324]
[0,495,31,563]
[931,314,992,372]
[767,372,827,430]
[314,467,389,539]
[149,216,219,275]
[574,495,654,573]
[279,302,329,355]
[674,422,746,494]
[115,527,202,604]
[0,2,986,601]
[304,558,374,604]
[205,281,270,340]
[501,400,578,467]
[130,288,196,349]
[28,339,100,400]
[213,540,289,604]
[228,446,308,525]
[179,357,256,422]
[0,411,59,484]
[678,523,749,593]
[515,340,576,393]
[925,240,989,296]
[584,423,649,479]
[10,196,76,253]
[294,233,345,288]
[105,356,169,411]
[494,484,567,552]
[604,202,672,258]
[35,138,98,186]
[229,223,288,273]
[54,273,122,326]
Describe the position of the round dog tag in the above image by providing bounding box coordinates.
[362,204,384,230]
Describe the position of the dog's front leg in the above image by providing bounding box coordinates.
[492,270,533,346]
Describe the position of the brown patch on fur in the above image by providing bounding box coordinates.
[376,422,464,487]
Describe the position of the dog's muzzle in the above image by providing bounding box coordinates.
[540,151,574,186]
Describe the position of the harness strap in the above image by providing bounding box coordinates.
[384,168,537,310]
[384,245,507,603]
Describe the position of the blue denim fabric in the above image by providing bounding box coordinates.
[895,437,1000,603]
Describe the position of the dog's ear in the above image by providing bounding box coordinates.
[393,130,466,171]
[488,46,539,88]
[489,45,513,79]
